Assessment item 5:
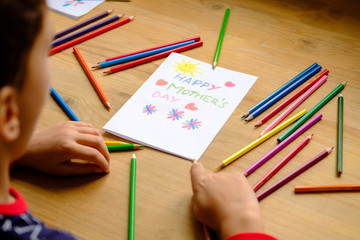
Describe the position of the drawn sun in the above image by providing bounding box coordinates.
[172,60,201,77]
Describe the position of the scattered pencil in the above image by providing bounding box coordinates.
[216,109,307,170]
[244,113,322,177]
[128,153,136,240]
[100,36,200,62]
[245,65,321,122]
[50,86,80,121]
[254,69,329,128]
[252,134,313,192]
[277,81,347,143]
[54,9,114,39]
[73,46,111,110]
[212,8,230,69]
[260,75,327,136]
[104,140,128,145]
[50,16,134,55]
[103,41,203,75]
[52,14,124,47]
[241,63,319,119]
[107,144,144,152]
[337,92,344,176]
[294,184,360,193]
[256,147,333,201]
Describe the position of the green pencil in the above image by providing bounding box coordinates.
[107,144,144,152]
[337,93,343,176]
[129,153,136,240]
[277,81,347,143]
[212,8,230,69]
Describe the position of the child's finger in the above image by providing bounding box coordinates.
[190,162,206,191]
[75,133,110,162]
[56,162,106,176]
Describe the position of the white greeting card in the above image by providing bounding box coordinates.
[104,53,257,160]
[47,0,105,20]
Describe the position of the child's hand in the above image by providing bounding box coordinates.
[15,121,110,176]
[190,162,264,239]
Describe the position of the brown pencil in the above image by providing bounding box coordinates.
[295,184,360,193]
[73,46,111,110]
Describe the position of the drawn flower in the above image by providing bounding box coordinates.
[167,109,185,121]
[182,118,202,130]
[63,0,85,7]
[142,104,157,115]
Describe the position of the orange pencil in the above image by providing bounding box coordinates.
[294,184,360,193]
[73,46,111,110]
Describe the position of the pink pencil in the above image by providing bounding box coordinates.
[252,134,313,192]
[256,147,333,201]
[254,69,329,128]
[260,75,327,136]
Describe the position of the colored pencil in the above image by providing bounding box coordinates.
[103,41,203,75]
[202,224,211,240]
[294,184,360,193]
[255,69,329,128]
[52,14,124,47]
[104,140,128,145]
[277,81,347,143]
[102,36,201,62]
[73,46,111,110]
[241,63,319,119]
[216,109,307,170]
[129,153,136,240]
[50,16,134,55]
[54,9,114,39]
[260,75,327,136]
[93,40,195,69]
[212,8,230,69]
[50,86,80,121]
[245,65,322,122]
[337,93,344,176]
[256,147,333,201]
[107,144,144,152]
[252,134,312,192]
[244,113,322,176]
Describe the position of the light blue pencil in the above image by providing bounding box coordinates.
[50,86,80,121]
[92,40,195,69]
[241,62,319,119]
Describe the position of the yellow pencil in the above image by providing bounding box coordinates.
[104,140,128,145]
[216,109,307,170]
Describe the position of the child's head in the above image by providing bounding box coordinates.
[0,0,53,161]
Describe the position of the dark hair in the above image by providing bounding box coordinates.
[0,0,44,89]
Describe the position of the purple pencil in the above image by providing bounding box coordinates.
[52,14,124,47]
[256,147,333,201]
[244,113,323,177]
[54,9,114,39]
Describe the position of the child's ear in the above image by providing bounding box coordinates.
[0,86,20,142]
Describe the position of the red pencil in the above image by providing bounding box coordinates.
[254,69,329,127]
[102,36,201,62]
[256,147,333,201]
[252,134,313,192]
[73,46,111,110]
[50,16,134,56]
[103,41,203,75]
[294,184,360,193]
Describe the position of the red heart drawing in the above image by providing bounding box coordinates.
[225,81,236,87]
[156,79,168,86]
[185,103,198,111]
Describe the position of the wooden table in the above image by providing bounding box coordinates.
[11,0,360,239]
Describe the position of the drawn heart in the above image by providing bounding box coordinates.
[185,103,198,111]
[156,79,168,86]
[225,81,236,87]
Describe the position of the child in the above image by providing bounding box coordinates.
[191,161,277,240]
[0,0,110,238]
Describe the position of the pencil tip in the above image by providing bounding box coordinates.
[129,16,135,20]
[309,133,314,139]
[339,92,343,97]
[106,102,111,110]
[212,62,217,69]
[343,81,348,86]
[132,153,136,159]
[108,9,114,14]
[277,138,281,144]
[337,171,342,177]
[241,114,245,119]
[244,172,248,177]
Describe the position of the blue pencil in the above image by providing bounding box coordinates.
[51,14,124,47]
[50,86,80,121]
[92,40,196,69]
[241,63,319,119]
[245,65,322,122]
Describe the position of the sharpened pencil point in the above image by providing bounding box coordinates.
[106,102,111,110]
[129,16,135,20]
[92,64,101,69]
[132,153,136,159]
